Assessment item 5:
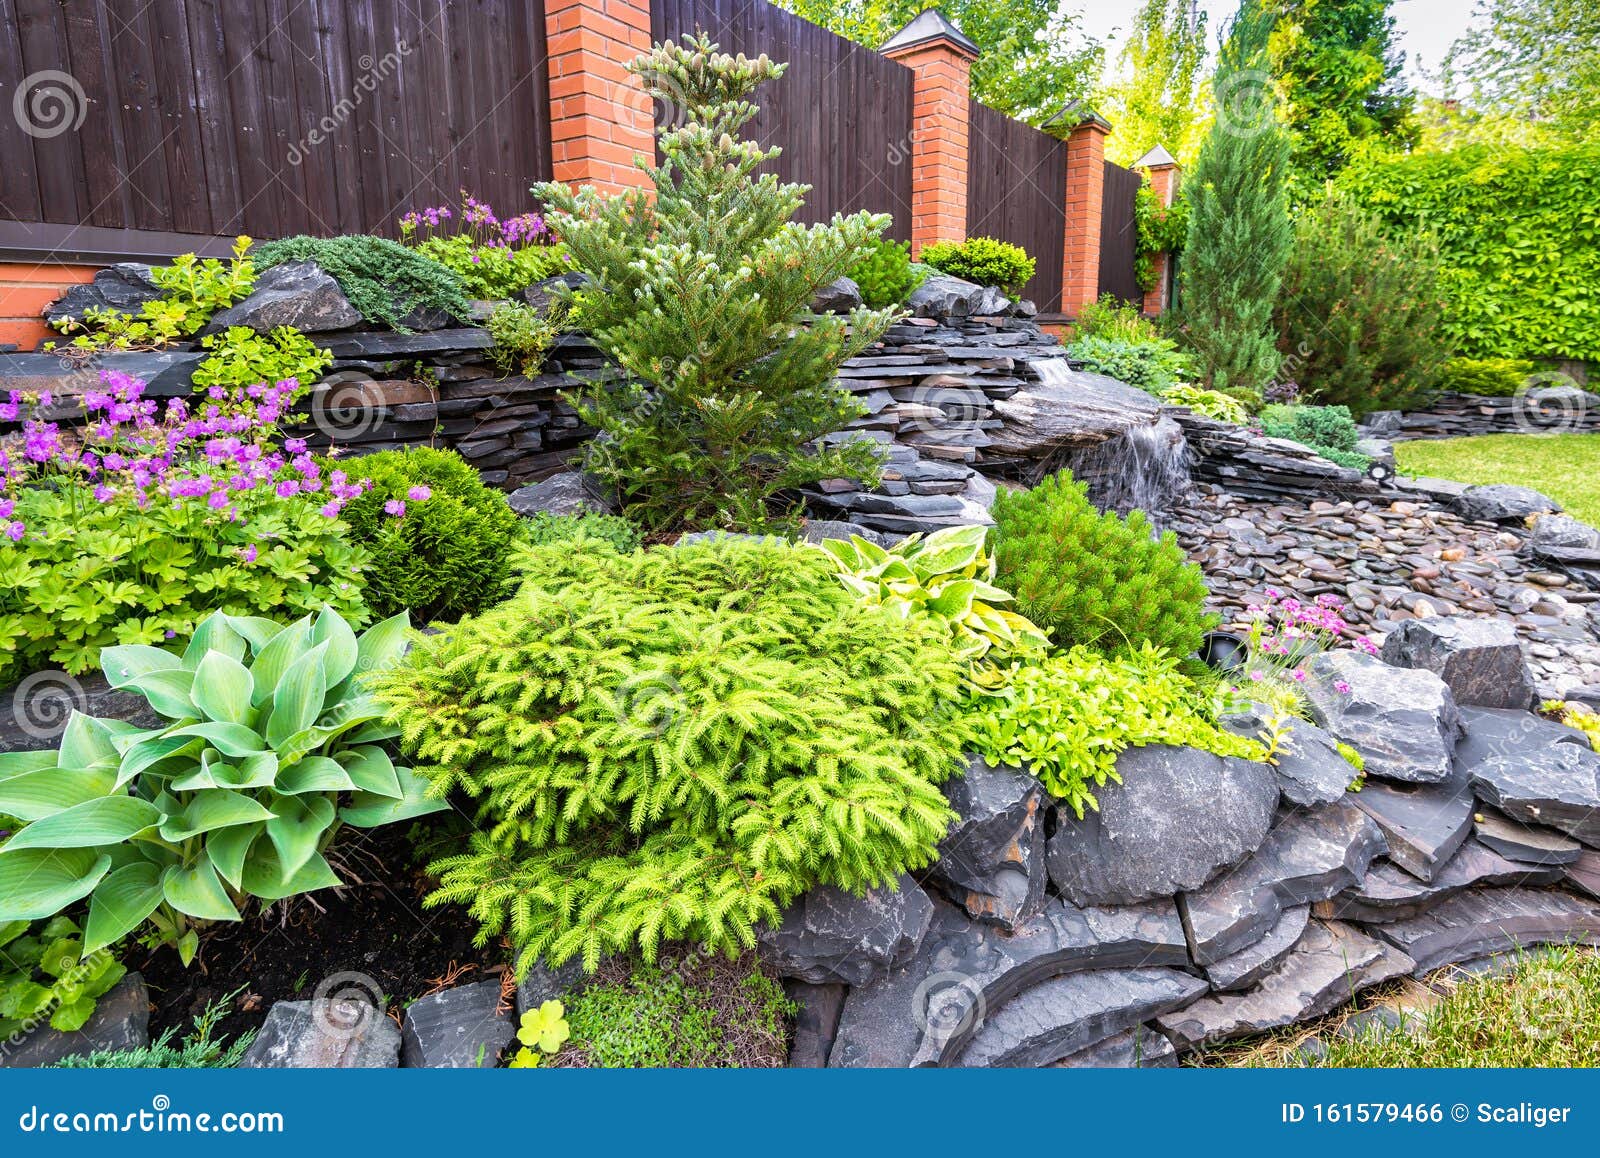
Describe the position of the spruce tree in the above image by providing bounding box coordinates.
[1175,2,1293,401]
[533,35,896,532]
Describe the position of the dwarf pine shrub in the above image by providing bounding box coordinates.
[369,538,968,974]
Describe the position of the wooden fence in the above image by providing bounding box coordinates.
[1098,159,1142,305]
[966,100,1066,312]
[653,0,914,242]
[0,0,553,253]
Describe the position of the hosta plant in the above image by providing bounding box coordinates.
[0,915,126,1035]
[0,608,446,965]
[814,525,1049,687]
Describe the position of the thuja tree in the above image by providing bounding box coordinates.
[533,36,898,532]
[1176,2,1293,401]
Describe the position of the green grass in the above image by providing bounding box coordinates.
[1394,433,1600,525]
[1215,947,1600,1068]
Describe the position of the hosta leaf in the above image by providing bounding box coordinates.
[248,618,312,707]
[205,822,263,893]
[341,770,450,827]
[313,693,384,740]
[161,859,240,921]
[99,643,182,688]
[210,752,280,792]
[125,668,197,720]
[275,755,357,795]
[338,745,402,799]
[117,735,204,789]
[0,767,116,822]
[166,721,266,757]
[58,714,120,771]
[158,789,276,841]
[240,845,341,902]
[83,863,164,953]
[0,750,58,781]
[264,792,335,878]
[351,612,411,689]
[182,613,247,670]
[265,642,328,750]
[226,616,287,652]
[344,720,401,745]
[311,607,359,691]
[192,651,255,726]
[926,579,978,619]
[0,850,111,921]
[0,796,163,852]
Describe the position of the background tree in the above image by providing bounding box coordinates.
[1175,1,1294,400]
[1101,0,1212,165]
[775,0,1102,125]
[1262,0,1416,188]
[1443,0,1600,139]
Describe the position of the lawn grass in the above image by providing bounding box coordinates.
[1212,946,1600,1068]
[1394,433,1600,525]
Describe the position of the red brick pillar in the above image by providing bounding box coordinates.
[544,0,656,195]
[1061,111,1110,320]
[0,263,96,351]
[882,11,979,258]
[1136,146,1181,317]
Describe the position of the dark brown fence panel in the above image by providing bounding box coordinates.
[653,0,914,242]
[0,0,553,253]
[1099,160,1142,306]
[966,100,1066,312]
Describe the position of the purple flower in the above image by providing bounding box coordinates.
[384,499,406,518]
[4,521,23,542]
[240,544,259,564]
[406,485,431,502]
[319,501,340,518]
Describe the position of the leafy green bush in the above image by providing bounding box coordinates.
[1065,335,1190,393]
[990,472,1216,658]
[254,235,471,332]
[966,644,1266,816]
[1070,294,1162,343]
[1134,183,1188,291]
[1161,383,1250,423]
[54,991,254,1068]
[0,916,126,1035]
[191,325,332,403]
[1434,356,1537,397]
[331,448,521,622]
[1338,142,1600,361]
[1272,193,1450,415]
[520,511,641,554]
[0,608,445,965]
[1258,403,1369,469]
[487,301,563,377]
[370,538,968,973]
[847,239,925,308]
[919,237,1036,296]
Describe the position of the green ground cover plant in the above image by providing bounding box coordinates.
[1257,403,1369,470]
[53,991,254,1068]
[190,325,332,404]
[0,916,125,1035]
[254,235,472,332]
[519,511,642,555]
[1064,334,1191,393]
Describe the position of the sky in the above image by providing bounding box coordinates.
[1076,0,1483,93]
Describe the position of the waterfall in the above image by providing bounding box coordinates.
[1059,415,1193,522]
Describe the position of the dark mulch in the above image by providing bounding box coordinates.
[139,823,505,1045]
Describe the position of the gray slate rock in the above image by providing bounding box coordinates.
[1474,810,1583,867]
[1046,744,1280,907]
[507,471,617,517]
[0,974,148,1068]
[239,997,401,1068]
[1469,741,1600,847]
[759,874,932,986]
[400,981,514,1068]
[1316,838,1564,923]
[954,967,1208,1068]
[1056,1024,1177,1068]
[1371,886,1600,975]
[202,260,360,334]
[799,519,887,548]
[1203,905,1311,992]
[809,276,863,313]
[907,273,985,319]
[783,980,847,1068]
[1528,514,1600,567]
[1156,920,1414,1052]
[1223,707,1355,806]
[1380,616,1535,710]
[1569,849,1600,901]
[523,271,588,316]
[988,368,1163,457]
[1179,800,1387,965]
[1454,706,1589,775]
[1303,651,1461,784]
[44,263,161,324]
[926,756,1047,931]
[1350,767,1475,882]
[970,284,1011,316]
[515,956,594,1015]
[1448,484,1561,524]
[828,895,1189,1068]
[0,671,159,753]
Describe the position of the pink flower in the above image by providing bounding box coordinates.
[384,499,406,518]
[240,544,259,564]
[1334,680,1352,694]
[406,485,431,502]
[319,501,340,518]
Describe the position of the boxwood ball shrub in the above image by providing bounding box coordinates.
[1434,357,1537,398]
[991,472,1216,659]
[330,448,521,623]
[370,538,969,973]
[919,237,1036,296]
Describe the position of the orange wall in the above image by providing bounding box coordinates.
[0,263,98,351]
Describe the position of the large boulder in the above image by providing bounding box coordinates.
[1527,514,1600,568]
[44,263,161,325]
[522,270,588,316]
[507,471,617,518]
[1046,745,1280,908]
[925,756,1047,931]
[1302,651,1461,784]
[399,981,515,1069]
[1350,769,1475,882]
[239,996,401,1068]
[1469,741,1600,847]
[758,874,932,986]
[201,260,360,334]
[1380,616,1535,710]
[906,273,985,319]
[0,670,159,753]
[809,277,863,313]
[1223,707,1355,806]
[988,365,1163,458]
[1447,484,1561,524]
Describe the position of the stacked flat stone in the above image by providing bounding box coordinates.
[1378,390,1600,442]
[1172,410,1391,504]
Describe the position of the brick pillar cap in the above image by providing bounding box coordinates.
[1133,144,1179,170]
[1044,99,1112,135]
[881,8,979,61]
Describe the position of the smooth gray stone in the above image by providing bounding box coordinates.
[202,260,360,335]
[988,368,1162,457]
[522,271,589,316]
[1447,484,1561,524]
[810,276,863,313]
[1224,708,1356,806]
[1156,921,1413,1052]
[0,974,148,1068]
[759,874,932,986]
[319,327,492,358]
[44,263,161,323]
[925,756,1047,931]
[1380,617,1535,710]
[399,981,513,1069]
[1303,651,1461,784]
[1055,1024,1177,1068]
[1474,810,1583,866]
[783,981,847,1068]
[507,471,617,517]
[828,895,1189,1068]
[1315,838,1565,923]
[1046,744,1280,907]
[0,350,204,398]
[1179,801,1387,965]
[239,997,401,1068]
[798,519,887,548]
[1371,886,1600,975]
[1350,769,1475,882]
[954,967,1208,1068]
[1204,905,1311,992]
[1469,741,1600,847]
[825,490,966,517]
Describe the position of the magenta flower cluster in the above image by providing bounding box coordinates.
[399,190,552,251]
[1243,589,1378,691]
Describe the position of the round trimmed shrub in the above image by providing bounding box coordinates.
[331,447,520,622]
[919,237,1036,296]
